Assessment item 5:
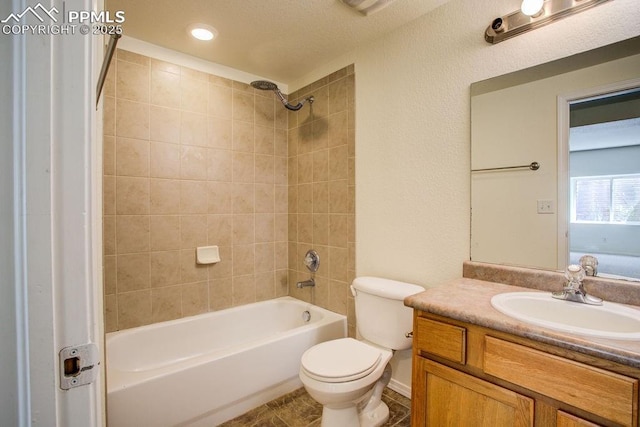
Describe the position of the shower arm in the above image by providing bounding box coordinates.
[274,88,314,111]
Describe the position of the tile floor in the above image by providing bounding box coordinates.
[220,387,411,427]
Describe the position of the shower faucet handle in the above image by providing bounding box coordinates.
[304,249,320,273]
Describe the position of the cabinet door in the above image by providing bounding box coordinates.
[557,411,601,427]
[412,357,534,427]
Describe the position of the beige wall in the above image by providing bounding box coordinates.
[103,49,290,331]
[103,49,355,333]
[286,67,357,337]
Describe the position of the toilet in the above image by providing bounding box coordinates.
[299,276,424,427]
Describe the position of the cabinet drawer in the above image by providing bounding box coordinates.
[484,336,638,427]
[415,317,466,364]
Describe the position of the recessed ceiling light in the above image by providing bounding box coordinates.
[189,24,217,41]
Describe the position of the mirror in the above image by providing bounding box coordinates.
[470,36,640,281]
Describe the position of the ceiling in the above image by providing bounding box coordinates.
[106,0,449,83]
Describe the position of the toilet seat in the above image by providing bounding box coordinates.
[301,338,383,383]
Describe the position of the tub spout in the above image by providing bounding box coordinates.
[296,278,315,288]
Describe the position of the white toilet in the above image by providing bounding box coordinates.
[299,276,424,427]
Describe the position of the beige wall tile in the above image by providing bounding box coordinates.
[207,214,232,247]
[209,277,232,311]
[313,214,329,246]
[117,253,150,292]
[255,155,274,184]
[209,74,232,87]
[329,78,348,115]
[297,153,313,184]
[116,99,149,140]
[150,142,180,179]
[180,180,209,214]
[150,106,180,144]
[116,137,149,177]
[116,177,149,215]
[255,184,274,213]
[150,250,181,287]
[328,111,348,148]
[232,91,254,123]
[209,245,232,279]
[103,96,116,137]
[275,186,288,213]
[298,213,312,244]
[329,179,349,213]
[297,183,312,213]
[103,175,115,215]
[117,49,148,66]
[232,152,255,183]
[255,214,274,243]
[117,290,152,329]
[151,286,182,323]
[180,76,208,114]
[180,249,208,283]
[104,60,116,98]
[232,274,255,306]
[232,214,255,246]
[104,215,116,255]
[313,182,329,213]
[232,183,255,214]
[255,96,274,128]
[104,255,117,295]
[208,84,232,119]
[275,214,288,242]
[181,67,208,82]
[329,145,348,181]
[328,280,348,315]
[275,129,287,156]
[232,121,254,152]
[255,271,275,301]
[274,156,287,185]
[180,112,208,147]
[116,60,149,103]
[182,282,208,316]
[255,243,274,273]
[150,215,180,251]
[255,125,274,155]
[329,247,348,282]
[180,215,208,249]
[329,214,349,248]
[151,68,181,108]
[233,245,254,276]
[103,135,115,175]
[104,294,117,333]
[207,148,232,182]
[208,117,232,149]
[180,146,208,180]
[313,149,329,182]
[150,179,180,214]
[208,182,233,214]
[275,242,288,270]
[116,215,149,254]
[151,58,180,75]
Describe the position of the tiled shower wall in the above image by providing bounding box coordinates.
[286,67,357,337]
[103,49,289,331]
[103,48,355,334]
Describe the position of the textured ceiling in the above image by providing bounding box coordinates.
[106,0,449,83]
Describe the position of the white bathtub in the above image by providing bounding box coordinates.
[106,296,346,426]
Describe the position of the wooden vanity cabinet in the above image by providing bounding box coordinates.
[411,311,640,427]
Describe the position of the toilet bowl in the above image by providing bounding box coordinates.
[299,338,393,427]
[299,276,424,427]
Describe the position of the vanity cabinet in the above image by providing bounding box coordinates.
[411,312,640,427]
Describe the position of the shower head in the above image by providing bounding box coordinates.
[250,80,279,91]
[250,79,314,111]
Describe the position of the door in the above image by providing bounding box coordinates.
[6,0,105,425]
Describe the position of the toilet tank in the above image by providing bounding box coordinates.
[351,277,425,351]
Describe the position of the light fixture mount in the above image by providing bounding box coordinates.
[485,0,610,44]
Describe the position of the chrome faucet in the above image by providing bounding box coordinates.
[296,278,315,288]
[552,265,602,305]
[579,254,598,277]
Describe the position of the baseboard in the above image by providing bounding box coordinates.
[387,378,411,399]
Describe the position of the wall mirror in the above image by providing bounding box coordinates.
[470,36,640,281]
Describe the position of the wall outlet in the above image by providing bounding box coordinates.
[537,199,555,214]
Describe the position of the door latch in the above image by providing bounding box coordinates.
[59,343,100,390]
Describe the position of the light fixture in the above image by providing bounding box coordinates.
[340,0,397,16]
[485,0,610,44]
[188,24,217,41]
[521,0,544,16]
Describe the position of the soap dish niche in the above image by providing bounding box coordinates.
[196,246,220,265]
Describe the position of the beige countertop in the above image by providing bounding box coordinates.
[404,277,640,368]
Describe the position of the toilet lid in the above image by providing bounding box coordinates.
[301,338,382,383]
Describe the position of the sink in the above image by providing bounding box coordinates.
[490,292,640,340]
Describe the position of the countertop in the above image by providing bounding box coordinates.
[404,278,640,368]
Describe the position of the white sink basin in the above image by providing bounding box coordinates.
[490,292,640,340]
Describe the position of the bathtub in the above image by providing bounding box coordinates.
[106,296,346,426]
